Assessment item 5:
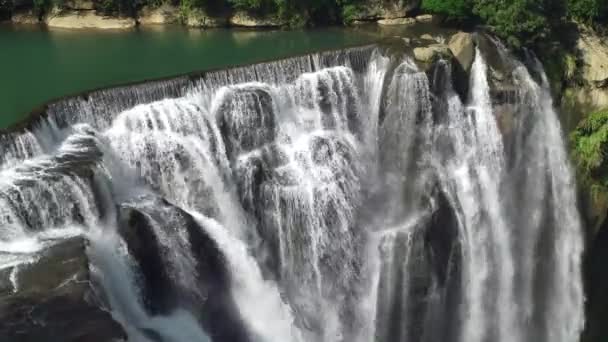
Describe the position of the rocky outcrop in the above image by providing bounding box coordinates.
[229,11,286,27]
[46,11,136,29]
[414,44,452,63]
[448,32,474,72]
[184,8,227,28]
[11,10,39,24]
[578,31,608,87]
[351,0,420,21]
[378,17,416,26]
[118,195,250,342]
[0,237,127,342]
[138,4,179,25]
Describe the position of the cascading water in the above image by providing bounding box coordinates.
[0,40,584,342]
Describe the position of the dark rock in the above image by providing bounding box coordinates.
[117,195,251,342]
[0,237,127,342]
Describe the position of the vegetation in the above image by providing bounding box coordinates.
[0,0,606,42]
[422,0,607,47]
[571,109,608,196]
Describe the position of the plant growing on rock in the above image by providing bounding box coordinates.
[571,109,608,195]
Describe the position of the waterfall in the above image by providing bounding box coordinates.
[0,42,584,342]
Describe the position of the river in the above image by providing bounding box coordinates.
[0,24,376,128]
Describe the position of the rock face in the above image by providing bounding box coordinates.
[448,32,475,71]
[117,196,250,342]
[138,4,179,25]
[11,10,39,24]
[353,0,420,21]
[229,11,286,27]
[578,31,608,87]
[184,8,227,28]
[414,44,452,63]
[46,11,136,29]
[0,237,127,342]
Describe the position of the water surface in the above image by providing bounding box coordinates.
[0,24,376,128]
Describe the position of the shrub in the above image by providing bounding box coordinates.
[421,0,473,20]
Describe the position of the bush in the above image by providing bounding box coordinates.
[568,0,608,23]
[571,109,608,193]
[421,0,473,20]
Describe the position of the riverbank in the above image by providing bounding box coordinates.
[1,0,430,29]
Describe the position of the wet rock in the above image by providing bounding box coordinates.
[0,237,127,342]
[378,17,416,26]
[118,196,250,342]
[448,32,474,72]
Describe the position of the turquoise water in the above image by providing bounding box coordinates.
[0,24,376,128]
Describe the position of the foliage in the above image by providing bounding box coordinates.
[474,0,554,47]
[421,0,472,20]
[567,0,608,23]
[0,0,11,20]
[571,109,608,193]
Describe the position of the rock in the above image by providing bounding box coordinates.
[378,17,416,26]
[351,0,420,20]
[184,8,227,28]
[0,237,127,342]
[118,195,250,342]
[420,33,436,41]
[46,11,136,29]
[229,11,286,27]
[449,32,475,71]
[578,31,608,87]
[415,14,436,23]
[11,10,39,24]
[138,4,179,25]
[561,87,608,130]
[414,44,452,63]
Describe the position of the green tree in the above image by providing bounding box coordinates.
[568,0,608,23]
[421,0,473,20]
[473,0,551,47]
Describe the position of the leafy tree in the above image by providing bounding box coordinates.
[421,0,473,20]
[568,0,608,23]
[473,0,551,47]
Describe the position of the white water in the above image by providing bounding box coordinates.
[0,44,585,342]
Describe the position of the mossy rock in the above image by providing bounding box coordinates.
[570,108,608,236]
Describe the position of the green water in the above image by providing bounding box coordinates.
[0,24,376,128]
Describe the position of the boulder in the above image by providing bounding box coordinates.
[448,32,475,71]
[0,237,127,342]
[415,14,437,23]
[578,31,608,87]
[46,11,136,29]
[351,0,420,20]
[414,44,452,63]
[420,33,437,42]
[138,4,179,25]
[229,11,286,27]
[118,195,250,342]
[184,8,227,28]
[378,17,416,26]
